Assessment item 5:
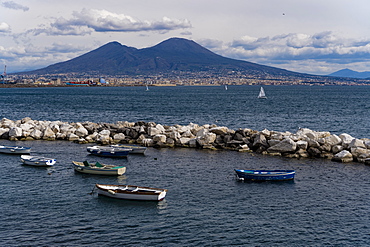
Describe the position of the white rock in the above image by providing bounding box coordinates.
[30,129,43,139]
[324,134,342,146]
[153,134,166,143]
[0,127,9,136]
[148,126,163,136]
[197,132,216,146]
[1,118,15,128]
[43,127,56,140]
[296,140,308,150]
[75,126,88,137]
[179,137,191,145]
[339,133,354,148]
[210,126,229,135]
[67,133,79,141]
[348,138,366,149]
[332,145,343,154]
[113,133,125,141]
[332,150,353,163]
[267,138,297,153]
[9,127,23,138]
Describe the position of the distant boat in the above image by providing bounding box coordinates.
[95,184,167,201]
[234,169,295,181]
[257,87,267,99]
[224,85,228,90]
[0,145,31,154]
[110,144,147,154]
[87,146,131,158]
[146,85,149,91]
[72,161,126,176]
[21,155,56,166]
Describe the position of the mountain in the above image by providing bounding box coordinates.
[328,69,370,79]
[23,37,303,77]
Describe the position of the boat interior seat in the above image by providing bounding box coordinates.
[83,160,90,167]
[95,162,104,167]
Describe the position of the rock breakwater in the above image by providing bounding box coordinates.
[1,117,370,164]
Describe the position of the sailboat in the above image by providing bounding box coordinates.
[257,87,267,99]
[145,84,149,91]
[224,84,228,90]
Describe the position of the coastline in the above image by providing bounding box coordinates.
[1,117,369,165]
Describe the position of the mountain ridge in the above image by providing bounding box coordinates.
[22,37,304,77]
[328,68,370,79]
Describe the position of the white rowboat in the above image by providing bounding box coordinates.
[21,155,56,166]
[95,184,167,201]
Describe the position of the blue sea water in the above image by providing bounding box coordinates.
[0,85,369,246]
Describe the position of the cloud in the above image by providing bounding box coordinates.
[0,1,29,11]
[209,32,370,63]
[199,32,370,74]
[0,42,94,73]
[29,8,192,36]
[0,22,11,32]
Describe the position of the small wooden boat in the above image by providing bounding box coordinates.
[234,169,295,181]
[95,184,167,201]
[110,144,147,154]
[72,161,126,175]
[0,145,31,154]
[86,146,131,158]
[21,155,56,166]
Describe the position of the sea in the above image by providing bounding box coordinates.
[0,85,369,246]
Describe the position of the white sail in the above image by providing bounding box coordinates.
[258,87,267,99]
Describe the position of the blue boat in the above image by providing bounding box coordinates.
[234,169,295,181]
[87,146,130,158]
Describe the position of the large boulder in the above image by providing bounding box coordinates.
[267,138,297,153]
[9,127,23,138]
[153,134,167,143]
[252,133,269,148]
[339,133,354,148]
[324,134,342,146]
[30,129,43,140]
[75,124,88,137]
[196,132,216,146]
[348,139,366,149]
[0,118,15,128]
[148,125,165,136]
[113,133,126,142]
[43,127,56,140]
[332,150,353,163]
[210,126,229,135]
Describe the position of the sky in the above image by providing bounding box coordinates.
[2,0,370,75]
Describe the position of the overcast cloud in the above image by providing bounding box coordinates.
[1,0,370,74]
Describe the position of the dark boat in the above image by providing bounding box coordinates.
[87,146,131,158]
[234,169,295,181]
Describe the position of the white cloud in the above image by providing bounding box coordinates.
[0,1,29,11]
[29,8,192,36]
[0,22,11,32]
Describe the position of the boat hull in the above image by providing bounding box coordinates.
[235,169,295,181]
[72,161,126,175]
[21,155,56,166]
[0,145,31,154]
[95,184,167,201]
[110,144,147,154]
[87,146,130,158]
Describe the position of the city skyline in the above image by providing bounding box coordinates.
[1,0,370,75]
